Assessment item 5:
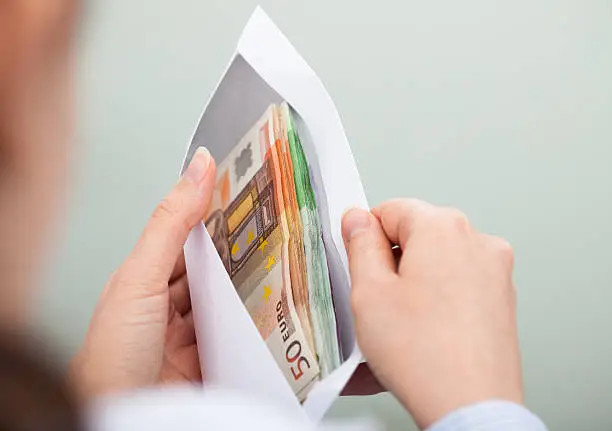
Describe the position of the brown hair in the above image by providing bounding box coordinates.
[0,334,83,431]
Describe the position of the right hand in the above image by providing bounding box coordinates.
[342,199,523,429]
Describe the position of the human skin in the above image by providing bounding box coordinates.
[342,201,522,428]
[0,0,77,330]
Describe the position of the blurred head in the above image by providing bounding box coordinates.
[0,0,77,329]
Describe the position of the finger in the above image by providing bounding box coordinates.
[170,249,186,284]
[169,274,191,316]
[160,345,202,383]
[121,148,216,291]
[342,208,397,285]
[184,311,195,341]
[166,312,196,349]
[371,198,434,249]
[481,234,515,271]
[175,344,202,382]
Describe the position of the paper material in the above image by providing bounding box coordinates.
[182,7,369,422]
[204,105,322,400]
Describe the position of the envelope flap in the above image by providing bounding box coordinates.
[185,224,306,419]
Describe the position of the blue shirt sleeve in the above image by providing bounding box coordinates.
[426,401,547,431]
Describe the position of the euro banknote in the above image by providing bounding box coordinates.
[281,102,341,376]
[205,104,341,399]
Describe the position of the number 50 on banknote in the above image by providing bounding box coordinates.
[181,7,369,423]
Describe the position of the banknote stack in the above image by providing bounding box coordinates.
[205,103,340,400]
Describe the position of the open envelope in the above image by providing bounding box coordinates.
[181,7,369,423]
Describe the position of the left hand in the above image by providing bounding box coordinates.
[71,147,216,399]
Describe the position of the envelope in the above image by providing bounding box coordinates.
[181,7,369,422]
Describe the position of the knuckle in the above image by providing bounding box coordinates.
[153,197,181,221]
[441,207,472,232]
[376,198,410,212]
[494,236,515,266]
[151,196,191,238]
[375,198,430,221]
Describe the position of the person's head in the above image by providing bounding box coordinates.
[0,3,82,429]
[0,0,77,329]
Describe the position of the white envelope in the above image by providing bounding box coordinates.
[181,7,369,423]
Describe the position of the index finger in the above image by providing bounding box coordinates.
[371,198,434,249]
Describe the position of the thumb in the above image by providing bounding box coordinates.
[121,147,217,291]
[342,208,397,287]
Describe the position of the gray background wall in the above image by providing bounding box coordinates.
[36,1,612,429]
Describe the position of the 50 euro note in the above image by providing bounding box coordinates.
[204,106,319,399]
[280,103,341,376]
[271,105,317,357]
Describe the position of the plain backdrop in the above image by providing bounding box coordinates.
[36,1,611,429]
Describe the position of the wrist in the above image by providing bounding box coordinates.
[392,380,523,429]
[426,400,547,431]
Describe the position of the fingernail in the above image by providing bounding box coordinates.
[342,207,371,240]
[184,147,211,185]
